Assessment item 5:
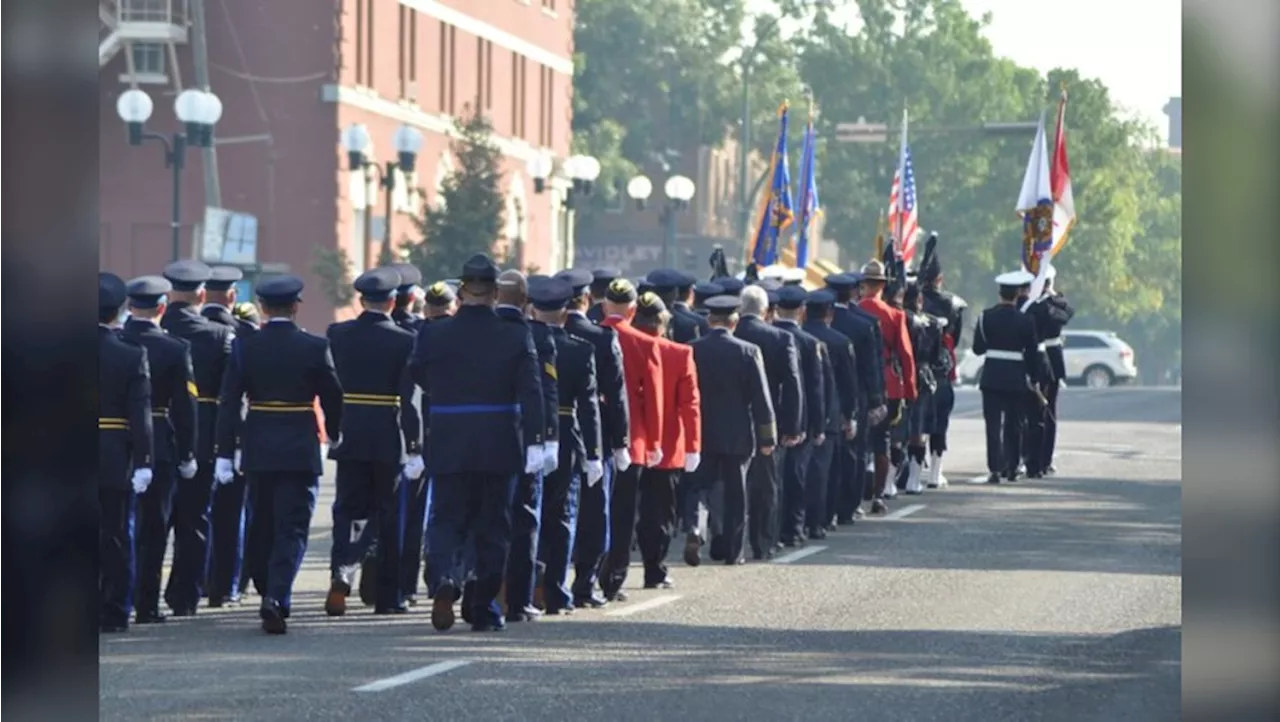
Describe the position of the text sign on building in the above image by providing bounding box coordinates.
[200,206,259,265]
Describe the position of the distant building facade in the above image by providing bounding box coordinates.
[1163,96,1181,149]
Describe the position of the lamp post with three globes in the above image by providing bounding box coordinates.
[627,174,696,269]
[339,123,426,269]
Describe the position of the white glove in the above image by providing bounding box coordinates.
[645,449,663,468]
[524,445,544,475]
[233,450,242,474]
[328,433,344,452]
[131,468,153,494]
[542,441,560,474]
[403,454,425,480]
[683,452,701,473]
[585,459,604,487]
[214,458,236,485]
[177,458,198,480]
[612,447,632,472]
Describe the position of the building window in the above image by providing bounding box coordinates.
[448,25,457,114]
[438,22,457,114]
[354,0,364,85]
[130,42,166,76]
[365,0,375,89]
[398,6,417,100]
[512,52,527,139]
[544,67,554,146]
[542,0,556,11]
[484,40,494,110]
[475,38,485,110]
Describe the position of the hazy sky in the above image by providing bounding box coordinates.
[749,0,1182,140]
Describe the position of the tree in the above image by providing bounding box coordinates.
[311,246,355,308]
[406,106,506,281]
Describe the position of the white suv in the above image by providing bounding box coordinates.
[957,329,1138,388]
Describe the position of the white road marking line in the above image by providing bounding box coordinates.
[604,594,683,617]
[883,504,926,520]
[771,545,828,564]
[967,474,991,485]
[352,660,472,692]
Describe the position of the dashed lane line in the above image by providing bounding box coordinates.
[352,660,472,692]
[603,594,683,617]
[771,545,828,564]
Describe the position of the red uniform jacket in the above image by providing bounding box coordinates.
[652,336,700,471]
[857,297,918,401]
[600,315,665,461]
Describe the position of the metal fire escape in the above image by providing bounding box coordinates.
[100,0,222,212]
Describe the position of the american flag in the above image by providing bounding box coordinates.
[887,145,920,262]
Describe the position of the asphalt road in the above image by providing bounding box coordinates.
[100,387,1182,722]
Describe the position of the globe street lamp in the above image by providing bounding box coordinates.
[340,122,425,269]
[528,153,599,270]
[625,175,654,210]
[116,87,223,262]
[630,174,695,268]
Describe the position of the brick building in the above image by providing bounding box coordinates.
[100,0,575,330]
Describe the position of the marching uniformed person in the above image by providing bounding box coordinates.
[527,277,604,615]
[918,236,965,488]
[556,267,630,609]
[214,275,344,634]
[631,292,702,588]
[857,260,916,514]
[1016,277,1053,478]
[99,272,155,633]
[972,270,1046,484]
[692,281,725,315]
[683,295,775,566]
[733,285,801,560]
[585,267,620,324]
[645,269,703,343]
[323,268,423,617]
[201,265,256,607]
[901,279,946,494]
[675,272,713,336]
[422,280,457,319]
[385,264,427,608]
[120,276,199,624]
[1025,266,1075,474]
[387,262,426,331]
[495,269,559,621]
[771,285,826,547]
[801,290,859,537]
[159,260,235,615]
[826,272,886,523]
[410,254,545,632]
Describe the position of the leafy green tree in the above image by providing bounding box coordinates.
[406,106,506,281]
[311,246,355,308]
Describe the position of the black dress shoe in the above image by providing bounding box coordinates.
[573,594,607,609]
[471,619,506,632]
[373,605,409,615]
[431,585,457,631]
[986,473,1002,484]
[1045,464,1057,475]
[358,555,379,607]
[726,558,746,566]
[325,580,351,617]
[135,611,166,625]
[404,594,419,607]
[827,521,839,531]
[170,606,197,617]
[810,528,828,540]
[870,499,888,515]
[606,590,629,602]
[853,507,867,519]
[683,533,701,567]
[544,605,574,616]
[259,598,287,635]
[508,606,542,622]
[643,577,674,590]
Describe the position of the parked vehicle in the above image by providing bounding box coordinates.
[957,329,1138,388]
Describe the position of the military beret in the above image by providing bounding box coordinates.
[387,263,423,291]
[635,290,668,318]
[423,280,456,306]
[163,260,212,291]
[775,285,809,310]
[804,289,837,310]
[353,267,401,302]
[256,274,305,305]
[717,277,745,297]
[692,281,725,301]
[460,254,499,282]
[704,295,741,314]
[556,268,594,296]
[604,278,638,304]
[126,275,173,309]
[646,268,687,291]
[529,278,574,311]
[99,272,127,310]
[205,265,244,291]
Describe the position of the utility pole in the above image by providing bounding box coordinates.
[188,0,222,211]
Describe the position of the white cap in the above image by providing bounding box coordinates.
[758,264,787,280]
[995,270,1035,286]
[781,267,807,283]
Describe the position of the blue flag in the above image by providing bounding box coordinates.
[795,118,821,268]
[750,103,795,267]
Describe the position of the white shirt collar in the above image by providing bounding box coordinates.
[267,317,293,324]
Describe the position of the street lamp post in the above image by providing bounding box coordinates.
[629,174,695,268]
[529,153,599,270]
[339,123,425,270]
[116,87,223,262]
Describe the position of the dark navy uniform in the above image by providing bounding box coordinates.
[734,306,801,559]
[120,277,198,624]
[495,298,558,620]
[692,281,725,314]
[410,255,545,632]
[826,273,884,523]
[802,290,858,535]
[901,292,944,492]
[99,274,155,632]
[972,272,1046,482]
[674,274,712,336]
[585,267,619,324]
[201,266,258,606]
[387,262,426,332]
[918,235,965,486]
[215,275,343,633]
[685,296,776,565]
[158,260,236,614]
[530,279,602,614]
[1025,276,1074,472]
[556,268,629,608]
[323,268,422,616]
[771,286,826,547]
[647,268,704,343]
